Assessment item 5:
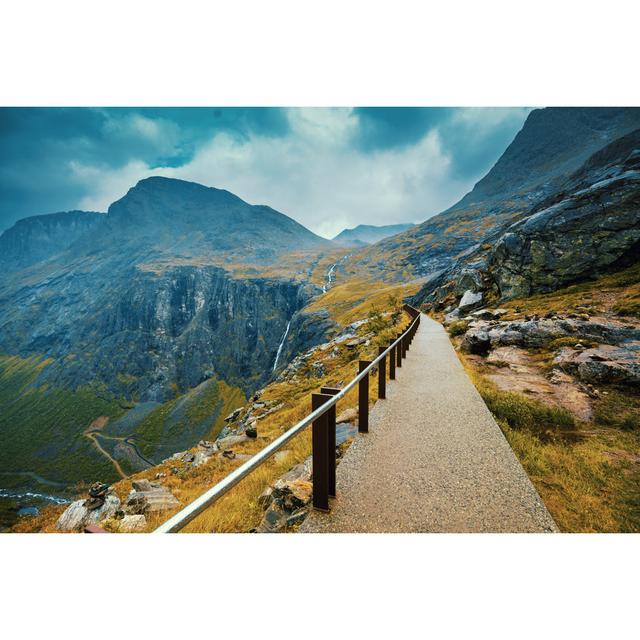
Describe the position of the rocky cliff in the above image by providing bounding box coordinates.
[490,129,640,298]
[405,110,640,310]
[0,210,104,272]
[0,177,335,497]
[362,107,640,282]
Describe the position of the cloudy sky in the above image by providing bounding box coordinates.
[0,107,532,237]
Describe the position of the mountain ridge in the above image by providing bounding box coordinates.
[332,223,415,247]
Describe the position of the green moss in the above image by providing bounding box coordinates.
[547,336,598,350]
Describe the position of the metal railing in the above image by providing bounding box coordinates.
[154,304,421,533]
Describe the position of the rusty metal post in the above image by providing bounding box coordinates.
[377,346,386,399]
[358,360,371,432]
[312,392,332,511]
[320,386,340,497]
[396,334,402,368]
[389,341,396,380]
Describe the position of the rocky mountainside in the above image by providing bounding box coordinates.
[332,223,415,247]
[360,107,640,281]
[0,177,335,501]
[412,126,640,310]
[0,210,104,272]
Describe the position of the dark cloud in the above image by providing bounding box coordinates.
[0,107,290,229]
[353,107,453,151]
[0,107,530,233]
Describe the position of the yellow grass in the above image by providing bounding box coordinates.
[463,360,640,532]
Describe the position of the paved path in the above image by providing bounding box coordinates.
[301,314,557,533]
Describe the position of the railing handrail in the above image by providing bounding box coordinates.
[154,304,421,533]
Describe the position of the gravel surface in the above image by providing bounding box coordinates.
[300,314,558,533]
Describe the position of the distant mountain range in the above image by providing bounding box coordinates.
[332,223,415,247]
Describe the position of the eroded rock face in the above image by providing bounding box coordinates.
[481,347,594,421]
[411,122,640,312]
[56,494,120,532]
[554,343,640,385]
[490,131,640,299]
[461,330,491,355]
[255,458,313,533]
[458,290,483,312]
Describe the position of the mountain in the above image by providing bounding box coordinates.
[0,210,104,272]
[360,107,640,281]
[403,111,640,309]
[332,223,415,247]
[103,177,331,260]
[0,177,335,493]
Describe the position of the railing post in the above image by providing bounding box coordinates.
[389,341,396,380]
[396,334,402,368]
[358,360,371,433]
[377,346,386,399]
[311,392,332,511]
[320,386,340,498]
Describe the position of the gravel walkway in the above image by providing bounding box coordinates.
[301,314,558,533]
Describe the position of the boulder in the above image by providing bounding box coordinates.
[460,330,491,355]
[470,309,495,321]
[197,440,218,454]
[56,493,121,532]
[554,343,640,385]
[191,451,210,467]
[271,478,313,512]
[124,482,180,515]
[443,308,461,325]
[245,422,258,438]
[458,290,483,312]
[216,434,250,449]
[255,457,314,533]
[118,514,147,533]
[224,407,243,423]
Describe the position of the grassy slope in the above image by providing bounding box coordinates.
[0,354,245,491]
[127,379,246,462]
[496,262,640,320]
[0,355,126,487]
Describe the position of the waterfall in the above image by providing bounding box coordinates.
[272,320,292,371]
[322,263,337,293]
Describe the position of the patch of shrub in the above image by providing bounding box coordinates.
[447,320,469,337]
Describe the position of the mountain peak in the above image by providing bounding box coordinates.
[332,223,415,247]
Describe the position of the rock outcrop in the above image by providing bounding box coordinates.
[460,318,640,352]
[123,480,180,515]
[56,492,120,532]
[491,131,640,298]
[554,343,640,385]
[409,114,640,311]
